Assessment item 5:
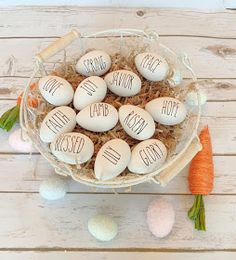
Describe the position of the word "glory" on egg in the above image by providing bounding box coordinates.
[139,141,165,167]
[128,139,167,174]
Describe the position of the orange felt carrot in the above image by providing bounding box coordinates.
[188,126,214,231]
[0,82,40,132]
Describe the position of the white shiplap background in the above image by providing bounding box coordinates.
[0,0,230,9]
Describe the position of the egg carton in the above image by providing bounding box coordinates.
[20,29,202,188]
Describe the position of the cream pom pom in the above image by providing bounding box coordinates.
[147,198,175,238]
[88,214,118,241]
[9,128,33,153]
[39,175,68,201]
[186,89,207,107]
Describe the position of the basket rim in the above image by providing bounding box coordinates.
[20,29,201,188]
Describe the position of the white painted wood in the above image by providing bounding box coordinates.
[0,193,235,249]
[1,77,236,101]
[0,7,235,38]
[0,7,235,255]
[224,0,236,9]
[0,154,234,194]
[0,0,225,9]
[1,251,235,260]
[0,36,236,78]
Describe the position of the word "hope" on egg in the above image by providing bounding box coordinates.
[161,100,180,117]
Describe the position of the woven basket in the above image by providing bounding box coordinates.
[20,29,202,188]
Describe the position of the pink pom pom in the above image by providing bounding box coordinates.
[147,198,175,238]
[9,128,33,153]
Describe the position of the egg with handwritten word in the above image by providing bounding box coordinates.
[73,76,107,110]
[128,139,167,174]
[145,97,187,126]
[40,106,76,143]
[104,70,141,97]
[39,75,74,106]
[76,102,118,132]
[119,105,155,140]
[94,139,131,180]
[135,52,169,81]
[50,132,94,165]
[76,50,111,77]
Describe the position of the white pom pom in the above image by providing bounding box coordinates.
[39,175,68,201]
[9,128,33,153]
[88,214,118,241]
[186,89,207,107]
[147,198,175,238]
[167,69,182,87]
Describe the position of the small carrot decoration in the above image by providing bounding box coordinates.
[188,126,214,231]
[0,83,39,132]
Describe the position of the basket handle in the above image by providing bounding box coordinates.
[152,136,202,186]
[35,29,80,63]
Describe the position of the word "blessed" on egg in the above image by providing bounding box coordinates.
[53,134,85,153]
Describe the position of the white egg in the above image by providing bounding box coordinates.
[50,132,94,165]
[145,97,187,126]
[104,70,141,97]
[76,50,111,76]
[76,102,118,132]
[73,76,107,110]
[119,105,155,140]
[135,52,169,81]
[94,139,131,180]
[167,69,182,87]
[128,139,167,174]
[39,75,74,106]
[39,106,76,143]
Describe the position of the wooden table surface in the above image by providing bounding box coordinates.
[0,6,236,260]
